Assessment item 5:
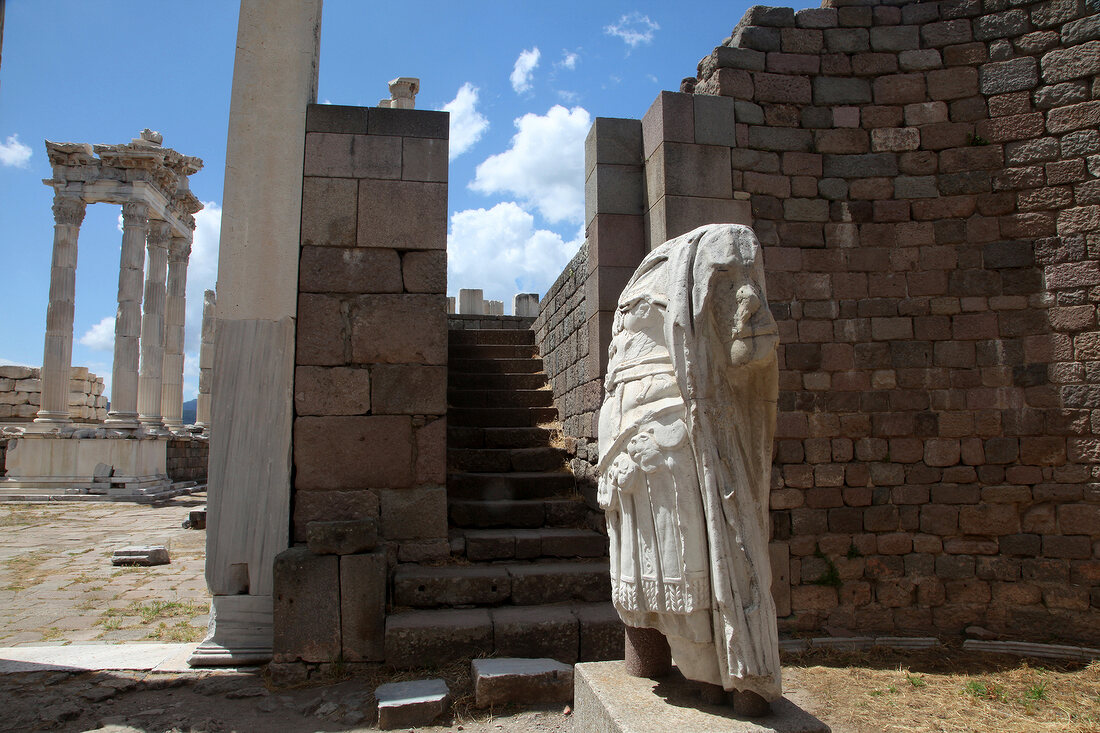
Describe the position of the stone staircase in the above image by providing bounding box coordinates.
[384,316,622,668]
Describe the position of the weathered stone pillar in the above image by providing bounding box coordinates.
[104,201,149,429]
[195,289,215,428]
[137,221,170,430]
[34,194,87,426]
[191,0,323,667]
[160,236,191,429]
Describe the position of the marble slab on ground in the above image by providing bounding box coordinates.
[375,677,450,730]
[0,643,234,673]
[574,661,830,733]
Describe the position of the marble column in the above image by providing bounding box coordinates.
[105,201,149,429]
[160,236,191,429]
[137,220,170,430]
[190,0,323,667]
[34,193,87,426]
[195,289,215,429]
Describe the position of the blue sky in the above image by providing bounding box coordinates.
[0,0,771,399]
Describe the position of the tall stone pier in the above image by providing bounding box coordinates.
[191,0,324,666]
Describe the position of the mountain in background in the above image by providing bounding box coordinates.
[182,398,197,425]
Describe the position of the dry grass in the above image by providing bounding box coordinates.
[783,644,1100,733]
[2,550,51,591]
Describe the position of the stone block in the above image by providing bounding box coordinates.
[304,132,401,179]
[641,91,694,161]
[301,177,357,248]
[293,489,379,542]
[380,486,447,540]
[927,67,979,100]
[754,72,813,104]
[294,366,370,416]
[575,603,625,661]
[375,679,450,730]
[1042,41,1100,84]
[350,294,447,364]
[492,606,579,662]
[306,103,369,134]
[371,364,446,415]
[747,126,814,152]
[299,245,402,294]
[585,164,645,226]
[1062,14,1100,45]
[473,658,574,708]
[795,7,837,28]
[385,609,493,667]
[358,179,447,250]
[340,551,386,661]
[824,27,870,53]
[415,416,446,484]
[646,142,731,202]
[296,293,345,366]
[692,94,735,147]
[870,25,920,51]
[111,546,169,566]
[980,57,1039,95]
[585,117,643,176]
[272,547,340,663]
[646,196,751,249]
[294,415,412,489]
[402,137,448,182]
[588,214,645,271]
[307,519,379,555]
[812,76,871,105]
[367,108,449,139]
[401,250,446,293]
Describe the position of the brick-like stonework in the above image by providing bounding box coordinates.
[292,103,449,555]
[0,366,107,422]
[166,437,209,483]
[547,0,1100,644]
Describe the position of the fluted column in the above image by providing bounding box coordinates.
[195,288,216,429]
[137,220,171,430]
[34,194,87,425]
[160,236,191,429]
[105,201,149,428]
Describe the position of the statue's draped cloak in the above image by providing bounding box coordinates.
[598,224,782,700]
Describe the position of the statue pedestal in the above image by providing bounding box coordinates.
[573,661,831,733]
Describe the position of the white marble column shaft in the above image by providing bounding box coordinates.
[137,221,171,430]
[35,194,87,425]
[105,201,149,428]
[195,289,216,429]
[160,237,191,429]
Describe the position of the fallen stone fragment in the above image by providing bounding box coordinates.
[111,546,170,566]
[307,518,378,555]
[472,657,574,708]
[375,678,450,730]
[184,508,207,530]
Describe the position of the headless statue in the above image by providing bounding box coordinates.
[597,223,781,715]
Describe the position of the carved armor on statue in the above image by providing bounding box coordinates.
[597,223,782,701]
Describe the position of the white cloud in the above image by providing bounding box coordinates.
[183,202,221,356]
[79,316,116,352]
[557,51,579,70]
[448,202,583,308]
[441,83,489,160]
[510,47,540,94]
[470,105,591,224]
[0,134,32,168]
[182,352,200,402]
[557,90,581,104]
[0,358,33,367]
[605,13,660,49]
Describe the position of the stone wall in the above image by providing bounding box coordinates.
[166,437,209,483]
[545,0,1100,644]
[0,366,107,422]
[277,103,449,664]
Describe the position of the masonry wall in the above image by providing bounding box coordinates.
[276,104,449,664]
[0,366,107,422]
[166,437,208,483]
[543,0,1100,644]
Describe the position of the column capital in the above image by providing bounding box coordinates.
[121,200,149,223]
[169,236,193,262]
[52,195,87,227]
[146,220,171,249]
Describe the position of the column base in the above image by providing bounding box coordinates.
[104,412,141,430]
[188,594,273,667]
[33,412,72,425]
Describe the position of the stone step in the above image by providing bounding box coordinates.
[384,602,624,668]
[449,343,538,360]
[456,527,608,562]
[449,372,547,391]
[450,358,544,374]
[447,446,566,473]
[448,388,554,409]
[449,328,535,346]
[393,560,611,608]
[448,426,554,449]
[448,497,588,529]
[447,406,558,428]
[447,470,575,500]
